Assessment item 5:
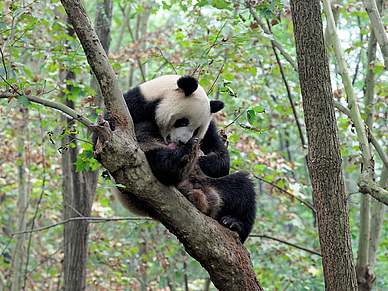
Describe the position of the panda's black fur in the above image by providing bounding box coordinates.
[93,75,256,243]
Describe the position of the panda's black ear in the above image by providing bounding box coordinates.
[210,100,224,113]
[177,76,198,96]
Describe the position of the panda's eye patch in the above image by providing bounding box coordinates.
[174,118,189,128]
[193,127,200,136]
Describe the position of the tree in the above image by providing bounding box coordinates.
[1,0,387,289]
[290,0,358,289]
[59,0,263,289]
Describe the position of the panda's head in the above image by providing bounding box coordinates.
[139,75,224,146]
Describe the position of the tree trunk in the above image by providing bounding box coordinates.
[290,1,358,290]
[362,1,385,289]
[61,20,99,291]
[9,107,29,291]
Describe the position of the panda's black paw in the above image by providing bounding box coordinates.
[220,215,244,234]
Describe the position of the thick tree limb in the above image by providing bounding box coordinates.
[59,0,262,289]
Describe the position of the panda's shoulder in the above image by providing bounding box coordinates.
[123,86,160,123]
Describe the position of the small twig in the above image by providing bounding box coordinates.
[247,2,298,71]
[192,21,228,77]
[250,233,322,256]
[207,63,224,96]
[0,74,22,95]
[255,175,316,213]
[156,48,177,74]
[223,108,247,129]
[0,47,8,79]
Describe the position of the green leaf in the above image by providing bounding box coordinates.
[0,22,7,30]
[17,95,31,107]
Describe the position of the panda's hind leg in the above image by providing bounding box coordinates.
[220,215,245,240]
[177,180,222,217]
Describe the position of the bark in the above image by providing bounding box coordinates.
[290,1,358,290]
[60,0,263,289]
[90,0,113,112]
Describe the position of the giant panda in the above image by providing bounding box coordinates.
[93,75,256,242]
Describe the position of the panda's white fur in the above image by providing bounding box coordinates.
[139,75,212,144]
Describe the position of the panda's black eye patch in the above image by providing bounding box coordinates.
[174,118,189,128]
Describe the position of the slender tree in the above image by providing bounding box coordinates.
[9,108,29,291]
[290,0,358,290]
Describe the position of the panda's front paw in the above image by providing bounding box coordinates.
[180,137,201,162]
[220,215,244,234]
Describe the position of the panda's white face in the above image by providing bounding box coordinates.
[139,75,212,145]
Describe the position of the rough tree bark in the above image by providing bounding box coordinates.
[59,0,263,289]
[290,1,358,290]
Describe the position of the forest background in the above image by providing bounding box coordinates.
[0,0,387,290]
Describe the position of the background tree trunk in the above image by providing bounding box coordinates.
[290,1,358,290]
[9,108,29,291]
[61,2,112,290]
[61,21,99,291]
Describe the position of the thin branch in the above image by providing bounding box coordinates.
[193,21,228,77]
[352,16,363,86]
[156,47,177,74]
[333,99,388,169]
[268,20,306,148]
[11,216,148,236]
[0,47,8,79]
[247,3,298,71]
[0,92,94,129]
[255,175,316,213]
[250,233,322,256]
[323,0,373,167]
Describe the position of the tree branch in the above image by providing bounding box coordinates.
[358,168,388,205]
[247,3,298,72]
[364,0,388,68]
[333,99,388,170]
[250,234,322,257]
[255,175,316,213]
[0,92,94,129]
